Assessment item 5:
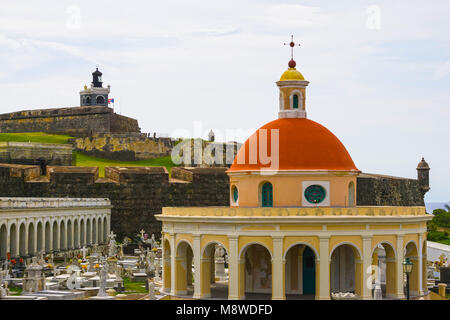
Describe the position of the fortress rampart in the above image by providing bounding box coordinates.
[0,106,140,136]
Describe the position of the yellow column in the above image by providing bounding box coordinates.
[395,235,405,299]
[361,236,373,299]
[318,236,330,300]
[271,236,285,300]
[418,234,424,296]
[238,258,245,299]
[193,235,202,299]
[169,235,177,296]
[227,236,242,300]
[200,258,211,298]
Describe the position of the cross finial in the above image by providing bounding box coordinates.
[283,35,301,68]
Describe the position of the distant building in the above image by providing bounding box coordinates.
[0,68,140,136]
[208,130,215,142]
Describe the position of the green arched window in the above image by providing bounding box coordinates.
[232,186,238,203]
[261,182,273,207]
[293,94,299,109]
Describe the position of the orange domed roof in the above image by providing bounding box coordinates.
[228,118,359,172]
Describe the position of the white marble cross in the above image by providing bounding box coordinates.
[108,231,116,242]
[140,229,146,239]
[80,247,88,260]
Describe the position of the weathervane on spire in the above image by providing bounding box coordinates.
[283,35,301,68]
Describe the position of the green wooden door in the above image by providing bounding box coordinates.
[303,246,316,295]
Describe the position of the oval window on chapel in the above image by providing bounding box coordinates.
[232,186,238,203]
[304,185,326,204]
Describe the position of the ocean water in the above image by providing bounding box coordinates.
[425,202,449,214]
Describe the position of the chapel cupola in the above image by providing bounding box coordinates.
[276,36,309,119]
[79,68,110,107]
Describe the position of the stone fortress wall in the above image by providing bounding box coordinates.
[0,164,230,240]
[0,163,426,240]
[0,106,140,136]
[0,142,73,166]
[357,173,426,206]
[69,133,174,161]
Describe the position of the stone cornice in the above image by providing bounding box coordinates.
[226,170,361,177]
[160,206,428,218]
[156,214,431,224]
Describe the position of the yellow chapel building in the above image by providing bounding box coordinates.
[156,55,431,300]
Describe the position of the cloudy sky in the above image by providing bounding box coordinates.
[0,0,449,202]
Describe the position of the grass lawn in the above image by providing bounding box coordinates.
[8,286,22,296]
[438,238,450,245]
[0,132,74,144]
[75,152,177,177]
[0,132,178,177]
[122,277,148,294]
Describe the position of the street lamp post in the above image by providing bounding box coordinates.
[402,257,413,300]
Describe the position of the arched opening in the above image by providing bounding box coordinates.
[86,96,91,105]
[92,218,97,245]
[97,218,101,244]
[201,242,229,299]
[67,220,72,249]
[9,224,18,257]
[74,220,79,248]
[52,221,59,251]
[45,222,51,252]
[27,223,35,255]
[330,244,361,297]
[10,224,17,257]
[96,96,105,104]
[37,222,43,253]
[241,243,272,299]
[371,242,397,298]
[175,241,194,297]
[103,217,107,243]
[86,219,91,245]
[348,181,355,207]
[80,220,85,247]
[163,239,171,293]
[260,182,273,207]
[0,224,7,259]
[60,221,66,250]
[293,94,299,109]
[285,244,317,300]
[19,223,26,257]
[405,241,420,297]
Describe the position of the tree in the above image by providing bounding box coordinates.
[432,209,450,228]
